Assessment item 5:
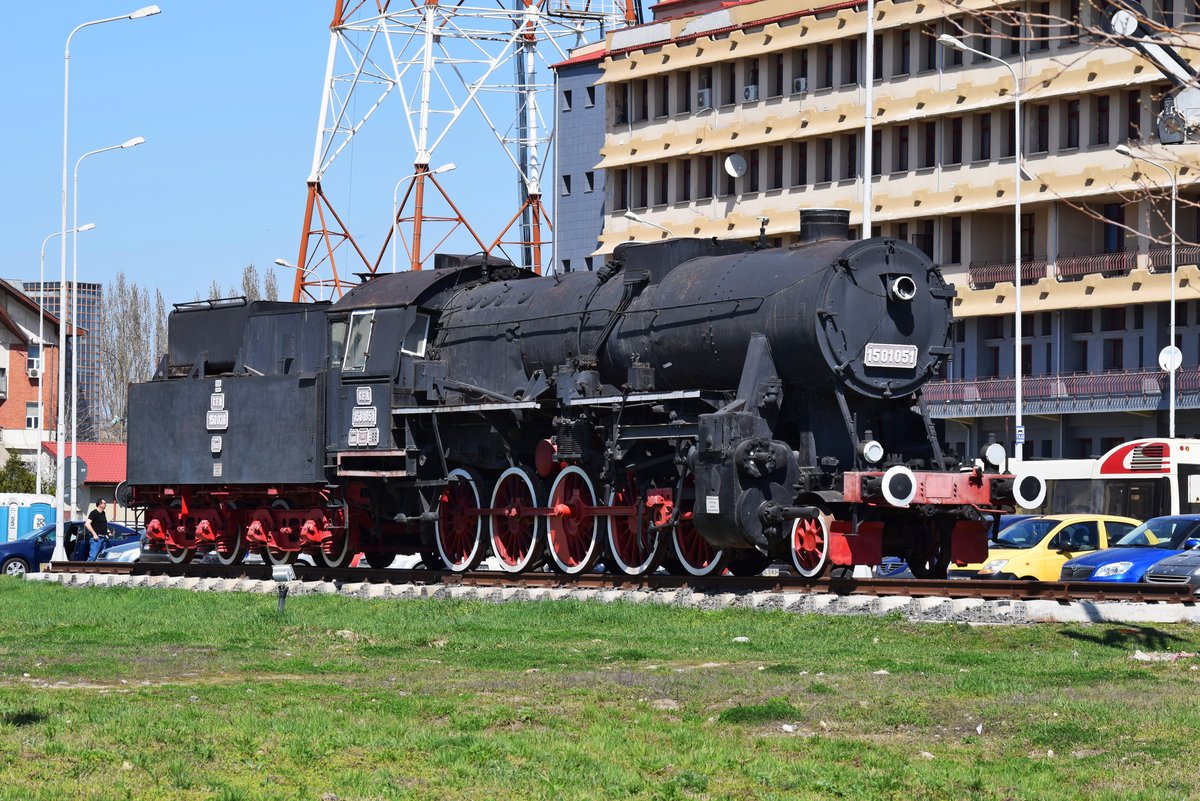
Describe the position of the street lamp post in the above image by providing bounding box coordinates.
[392,163,457,273]
[939,33,1026,461]
[54,4,161,564]
[37,224,95,496]
[69,137,145,519]
[622,209,673,236]
[1116,144,1178,437]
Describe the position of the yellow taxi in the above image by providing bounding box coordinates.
[950,514,1142,581]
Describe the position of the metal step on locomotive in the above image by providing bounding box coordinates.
[124,209,1042,579]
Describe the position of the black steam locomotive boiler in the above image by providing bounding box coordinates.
[125,209,1039,579]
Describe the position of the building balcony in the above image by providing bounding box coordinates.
[968,246,1200,289]
[924,368,1200,419]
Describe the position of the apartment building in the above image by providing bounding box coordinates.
[0,280,63,473]
[22,281,102,441]
[553,0,1200,460]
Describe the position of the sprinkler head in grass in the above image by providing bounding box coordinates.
[272,565,296,614]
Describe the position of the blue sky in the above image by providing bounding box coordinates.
[3,2,603,303]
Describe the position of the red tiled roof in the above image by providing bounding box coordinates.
[41,441,127,484]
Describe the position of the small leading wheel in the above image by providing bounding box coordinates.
[489,466,543,573]
[2,557,30,577]
[671,488,728,577]
[727,550,773,577]
[546,466,601,575]
[316,515,354,569]
[790,513,831,581]
[434,468,486,572]
[606,485,669,576]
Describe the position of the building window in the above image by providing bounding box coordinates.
[896,28,911,75]
[820,138,834,183]
[1021,212,1035,259]
[1033,104,1050,153]
[1101,307,1126,331]
[678,161,692,202]
[561,174,571,196]
[561,89,572,112]
[843,39,860,86]
[656,76,670,118]
[1007,20,1021,57]
[1063,99,1080,149]
[656,163,668,205]
[1031,2,1051,51]
[946,117,963,165]
[677,71,691,114]
[768,53,784,97]
[950,216,962,263]
[977,112,992,161]
[1103,338,1124,370]
[894,125,909,172]
[26,402,39,430]
[585,171,595,192]
[635,166,649,208]
[562,259,571,272]
[874,34,884,79]
[822,44,834,89]
[748,150,761,193]
[1094,95,1110,145]
[585,86,595,107]
[613,83,629,125]
[920,24,938,72]
[1103,203,1125,252]
[27,345,41,374]
[1126,90,1142,141]
[1004,109,1016,157]
[919,121,936,168]
[702,155,715,198]
[613,169,629,211]
[1066,0,1081,43]
[871,129,882,177]
[843,133,858,180]
[722,62,737,105]
[770,145,784,190]
[721,154,736,196]
[915,219,934,258]
[986,346,1001,377]
[793,142,808,186]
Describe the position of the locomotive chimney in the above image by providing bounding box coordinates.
[799,208,850,243]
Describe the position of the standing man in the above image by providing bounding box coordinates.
[85,499,109,561]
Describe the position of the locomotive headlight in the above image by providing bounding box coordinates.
[981,442,1007,469]
[888,275,917,302]
[859,439,885,465]
[881,465,917,508]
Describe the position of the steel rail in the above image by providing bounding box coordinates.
[46,562,1196,604]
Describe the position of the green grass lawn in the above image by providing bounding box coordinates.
[1,580,1199,800]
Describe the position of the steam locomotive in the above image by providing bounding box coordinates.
[125,209,1040,579]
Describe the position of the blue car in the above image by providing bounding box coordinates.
[0,521,139,578]
[1059,515,1200,582]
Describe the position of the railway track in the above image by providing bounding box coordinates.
[47,561,1195,604]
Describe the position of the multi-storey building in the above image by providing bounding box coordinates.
[553,0,1200,461]
[0,280,63,475]
[22,281,102,440]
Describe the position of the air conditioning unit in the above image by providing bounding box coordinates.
[743,84,760,103]
[27,367,41,380]
[792,77,808,95]
[697,88,713,110]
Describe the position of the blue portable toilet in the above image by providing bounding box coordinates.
[1,494,56,542]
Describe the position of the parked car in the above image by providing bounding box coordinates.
[948,514,1142,581]
[0,521,139,577]
[1144,548,1200,591]
[1059,515,1200,582]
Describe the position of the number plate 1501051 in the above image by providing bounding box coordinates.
[864,343,918,369]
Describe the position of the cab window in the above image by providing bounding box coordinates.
[343,311,375,372]
[402,312,431,357]
[329,318,348,369]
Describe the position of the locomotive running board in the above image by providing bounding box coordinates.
[393,401,540,414]
[565,390,703,406]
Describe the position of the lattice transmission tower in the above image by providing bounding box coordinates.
[289,0,639,301]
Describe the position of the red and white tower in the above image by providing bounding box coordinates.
[289,0,639,301]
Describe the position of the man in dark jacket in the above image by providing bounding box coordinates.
[85,500,109,561]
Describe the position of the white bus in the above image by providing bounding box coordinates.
[1013,438,1200,519]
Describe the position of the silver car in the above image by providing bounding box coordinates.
[1144,548,1200,592]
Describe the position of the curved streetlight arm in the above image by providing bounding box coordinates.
[623,209,672,236]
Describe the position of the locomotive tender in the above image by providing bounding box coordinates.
[126,209,1038,578]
